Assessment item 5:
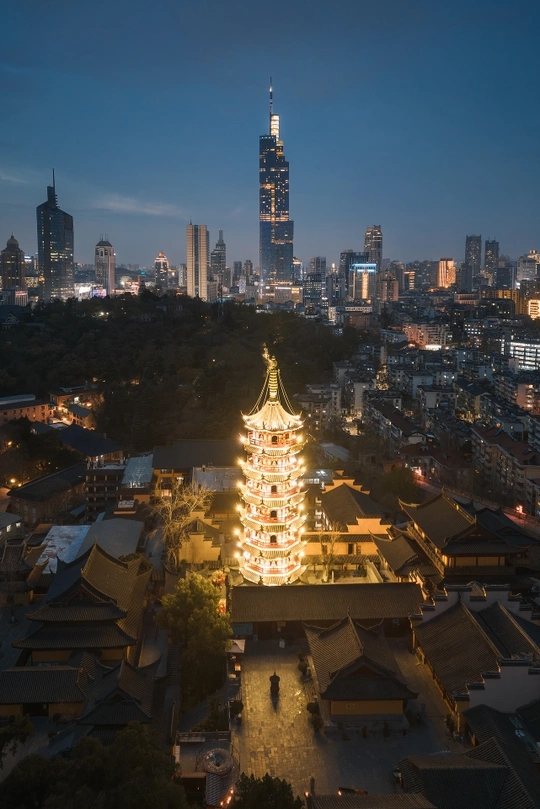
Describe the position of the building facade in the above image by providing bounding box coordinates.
[238,351,306,585]
[94,239,115,294]
[154,251,169,291]
[259,83,294,281]
[36,177,74,301]
[364,225,383,271]
[1,236,25,290]
[186,223,209,300]
[210,229,226,282]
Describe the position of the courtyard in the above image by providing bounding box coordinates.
[231,637,462,797]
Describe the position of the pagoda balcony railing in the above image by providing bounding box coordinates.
[241,560,302,577]
[245,445,303,458]
[247,436,302,449]
[243,491,303,508]
[242,515,304,533]
[244,469,301,484]
[240,566,304,586]
[241,538,305,556]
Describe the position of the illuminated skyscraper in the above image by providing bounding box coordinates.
[210,230,226,279]
[364,225,383,271]
[259,81,294,281]
[154,251,169,291]
[95,238,116,294]
[238,350,306,585]
[36,174,74,301]
[437,258,456,288]
[462,234,482,292]
[1,235,25,290]
[484,239,499,276]
[186,223,209,300]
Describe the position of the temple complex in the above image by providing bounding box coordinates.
[238,350,307,585]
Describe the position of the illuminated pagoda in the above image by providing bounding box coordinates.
[237,349,306,585]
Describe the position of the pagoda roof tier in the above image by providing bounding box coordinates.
[243,469,302,484]
[246,436,302,449]
[244,445,303,458]
[242,349,302,432]
[243,492,303,509]
[241,538,305,557]
[242,514,305,533]
[240,563,306,586]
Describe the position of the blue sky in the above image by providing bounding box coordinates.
[1,0,540,268]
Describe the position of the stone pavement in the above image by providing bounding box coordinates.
[231,638,463,798]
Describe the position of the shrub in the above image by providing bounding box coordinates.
[306,701,320,715]
[311,714,324,732]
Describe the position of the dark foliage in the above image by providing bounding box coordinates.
[233,773,304,809]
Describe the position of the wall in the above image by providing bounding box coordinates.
[330,699,403,715]
[179,531,221,564]
[31,650,71,663]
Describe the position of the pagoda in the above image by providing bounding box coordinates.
[237,349,307,585]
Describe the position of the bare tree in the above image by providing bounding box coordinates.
[318,524,342,583]
[151,480,212,570]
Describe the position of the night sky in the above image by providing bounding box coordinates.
[1,0,540,269]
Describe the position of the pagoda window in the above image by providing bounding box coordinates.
[270,535,277,544]
[270,510,277,519]
[271,485,277,494]
[271,435,278,444]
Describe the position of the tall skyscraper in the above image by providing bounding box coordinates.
[259,81,294,282]
[210,230,226,279]
[462,234,481,292]
[154,251,169,290]
[349,262,377,301]
[95,238,116,294]
[36,174,74,301]
[186,223,209,300]
[437,258,456,288]
[1,235,25,290]
[364,225,383,271]
[310,256,327,276]
[484,239,499,275]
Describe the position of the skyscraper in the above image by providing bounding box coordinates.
[186,223,209,300]
[95,238,116,294]
[36,174,74,301]
[484,239,499,275]
[364,225,383,271]
[437,258,456,288]
[210,230,226,279]
[1,235,25,290]
[310,256,327,276]
[461,234,481,291]
[154,251,169,291]
[259,81,294,282]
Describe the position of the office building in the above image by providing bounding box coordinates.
[36,175,74,300]
[154,251,169,291]
[378,270,399,303]
[495,260,516,290]
[484,239,499,275]
[462,234,481,291]
[349,262,377,301]
[437,258,456,288]
[186,223,209,300]
[1,235,25,290]
[259,81,294,281]
[364,225,383,271]
[210,229,226,281]
[310,256,327,276]
[94,238,115,294]
[233,261,243,282]
[517,250,540,283]
[303,272,324,307]
[177,263,187,287]
[340,250,369,297]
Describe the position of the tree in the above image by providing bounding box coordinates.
[0,723,191,809]
[232,773,304,809]
[151,480,212,570]
[156,574,231,705]
[317,524,342,583]
[0,715,34,768]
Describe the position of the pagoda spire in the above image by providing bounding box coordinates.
[237,351,306,586]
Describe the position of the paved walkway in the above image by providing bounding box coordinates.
[232,638,462,798]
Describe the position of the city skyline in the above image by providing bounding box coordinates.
[2,1,540,268]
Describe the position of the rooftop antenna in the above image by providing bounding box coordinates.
[269,76,273,117]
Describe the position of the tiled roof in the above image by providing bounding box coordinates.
[414,601,538,696]
[466,737,539,809]
[464,704,540,806]
[152,438,238,470]
[29,601,126,623]
[58,424,123,458]
[12,623,136,649]
[9,463,87,502]
[309,797,435,809]
[373,535,418,574]
[77,657,158,729]
[517,699,540,742]
[77,700,150,726]
[305,616,416,702]
[0,666,90,704]
[401,494,474,549]
[399,748,509,809]
[231,583,424,624]
[472,602,540,657]
[320,485,383,528]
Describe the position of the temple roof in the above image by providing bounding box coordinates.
[243,350,301,432]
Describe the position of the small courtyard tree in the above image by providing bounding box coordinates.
[156,573,231,705]
[318,524,342,583]
[151,479,212,570]
[233,773,304,809]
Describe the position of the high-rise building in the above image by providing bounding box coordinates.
[303,272,324,307]
[233,261,243,282]
[154,251,169,290]
[484,239,499,275]
[186,223,209,300]
[378,270,399,303]
[437,258,456,288]
[339,250,368,297]
[462,235,482,292]
[349,262,377,301]
[178,263,187,287]
[210,229,226,279]
[1,235,25,290]
[517,250,540,283]
[36,175,74,300]
[238,350,306,585]
[495,260,516,290]
[259,81,294,282]
[310,256,327,276]
[243,259,253,278]
[94,238,115,294]
[364,225,383,271]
